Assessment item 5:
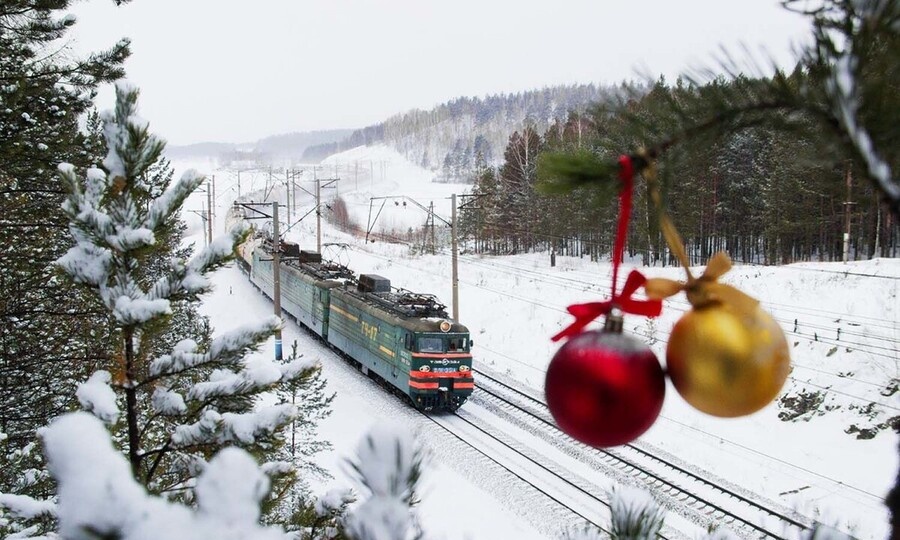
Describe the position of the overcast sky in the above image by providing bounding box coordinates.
[68,0,812,146]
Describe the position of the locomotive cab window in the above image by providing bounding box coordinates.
[417,337,443,353]
[448,337,467,352]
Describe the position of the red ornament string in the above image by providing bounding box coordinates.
[551,155,662,342]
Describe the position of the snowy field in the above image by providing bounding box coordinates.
[175,145,898,539]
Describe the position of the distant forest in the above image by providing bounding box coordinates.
[166,129,352,162]
[457,76,899,266]
[303,84,618,181]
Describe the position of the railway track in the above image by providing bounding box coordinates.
[238,249,840,538]
[423,411,626,538]
[470,366,825,539]
[421,393,710,538]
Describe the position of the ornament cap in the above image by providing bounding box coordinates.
[604,310,624,333]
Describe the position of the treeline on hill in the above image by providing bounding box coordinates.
[303,84,618,180]
[459,76,899,266]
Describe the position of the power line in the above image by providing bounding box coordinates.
[353,246,899,411]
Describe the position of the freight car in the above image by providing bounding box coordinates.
[243,237,474,411]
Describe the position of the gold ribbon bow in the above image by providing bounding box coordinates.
[640,153,759,315]
[644,251,759,314]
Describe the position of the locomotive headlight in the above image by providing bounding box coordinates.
[459,365,470,372]
[439,320,451,333]
[419,365,431,372]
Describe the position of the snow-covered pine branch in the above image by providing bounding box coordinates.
[0,493,56,522]
[148,316,282,379]
[145,168,204,231]
[608,486,665,539]
[146,222,251,302]
[151,387,187,416]
[279,355,321,383]
[186,222,251,275]
[43,413,285,540]
[75,370,119,425]
[56,165,114,288]
[817,5,898,206]
[171,405,297,448]
[188,354,316,402]
[0,433,56,538]
[102,81,165,187]
[222,406,298,446]
[344,424,425,540]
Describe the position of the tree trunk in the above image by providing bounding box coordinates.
[124,326,141,478]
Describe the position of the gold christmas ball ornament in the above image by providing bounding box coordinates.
[665,302,790,418]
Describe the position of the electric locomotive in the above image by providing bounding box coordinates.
[242,236,474,411]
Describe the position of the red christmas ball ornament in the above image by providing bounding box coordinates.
[545,319,665,448]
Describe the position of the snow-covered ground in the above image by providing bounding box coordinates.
[175,145,898,539]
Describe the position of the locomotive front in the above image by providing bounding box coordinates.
[402,319,474,411]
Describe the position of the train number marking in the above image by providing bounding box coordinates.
[361,321,379,341]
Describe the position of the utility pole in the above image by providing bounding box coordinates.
[206,182,213,245]
[188,208,209,246]
[211,175,216,228]
[316,175,322,253]
[451,194,459,321]
[202,207,208,246]
[272,201,282,361]
[429,201,435,255]
[291,169,297,217]
[843,162,855,262]
[874,198,882,257]
[285,170,291,225]
[237,170,241,199]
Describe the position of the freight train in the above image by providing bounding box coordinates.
[238,235,474,411]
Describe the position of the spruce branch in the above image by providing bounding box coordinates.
[537,0,899,217]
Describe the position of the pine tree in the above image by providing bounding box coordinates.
[52,82,326,514]
[498,127,543,253]
[0,0,130,443]
[0,2,129,532]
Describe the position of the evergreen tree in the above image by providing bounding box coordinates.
[51,83,327,518]
[498,127,542,253]
[0,1,129,529]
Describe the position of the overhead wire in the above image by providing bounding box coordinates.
[353,245,899,412]
[339,224,899,354]
[450,248,899,346]
[318,202,899,377]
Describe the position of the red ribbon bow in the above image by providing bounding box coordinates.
[551,270,661,341]
[552,155,662,342]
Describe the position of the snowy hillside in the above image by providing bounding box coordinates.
[303,84,616,181]
[176,146,898,540]
[320,145,470,234]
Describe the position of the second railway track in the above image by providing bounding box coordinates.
[470,366,824,539]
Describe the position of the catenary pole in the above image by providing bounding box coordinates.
[316,175,322,253]
[211,174,216,229]
[206,182,213,245]
[843,162,855,262]
[451,193,459,321]
[272,201,282,361]
[430,201,435,255]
